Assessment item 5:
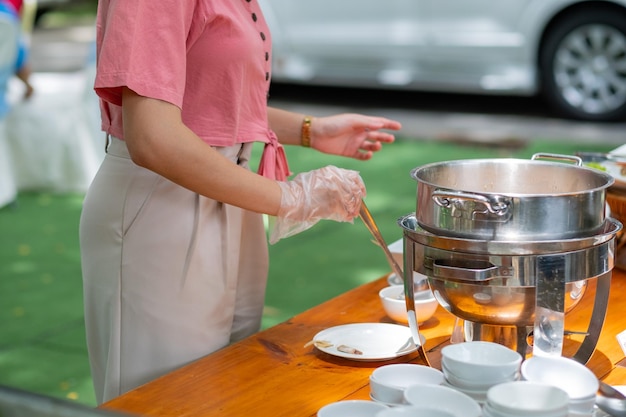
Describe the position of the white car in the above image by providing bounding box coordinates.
[259,0,626,122]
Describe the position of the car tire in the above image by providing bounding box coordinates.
[540,9,626,122]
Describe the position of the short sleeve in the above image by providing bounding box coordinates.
[94,0,202,109]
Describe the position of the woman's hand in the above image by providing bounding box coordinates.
[269,165,366,244]
[309,113,401,160]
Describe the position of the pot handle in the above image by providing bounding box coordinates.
[432,259,503,281]
[432,190,509,217]
[531,153,583,166]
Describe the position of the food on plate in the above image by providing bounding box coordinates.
[304,339,333,349]
[337,345,363,355]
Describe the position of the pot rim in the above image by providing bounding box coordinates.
[398,213,622,255]
[411,157,615,195]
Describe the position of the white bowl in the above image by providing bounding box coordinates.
[387,239,429,289]
[566,398,596,415]
[377,406,455,417]
[379,285,438,324]
[404,383,482,417]
[370,364,444,405]
[369,380,406,406]
[486,381,570,417]
[521,355,598,399]
[566,411,595,417]
[387,270,429,288]
[442,362,518,390]
[441,341,522,383]
[442,380,488,404]
[388,238,404,268]
[317,400,388,417]
[482,403,567,417]
[369,393,399,407]
[520,355,598,413]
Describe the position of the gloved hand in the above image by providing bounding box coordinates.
[269,165,366,244]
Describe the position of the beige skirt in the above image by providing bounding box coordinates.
[79,137,269,404]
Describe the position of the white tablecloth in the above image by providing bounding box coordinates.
[2,69,104,203]
[0,118,17,207]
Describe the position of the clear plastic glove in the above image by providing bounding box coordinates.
[269,165,366,244]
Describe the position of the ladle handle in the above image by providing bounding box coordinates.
[358,202,404,279]
[358,202,412,316]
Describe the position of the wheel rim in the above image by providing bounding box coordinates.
[553,23,626,115]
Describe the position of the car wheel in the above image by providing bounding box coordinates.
[540,9,626,121]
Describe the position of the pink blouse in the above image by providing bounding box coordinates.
[94,0,289,179]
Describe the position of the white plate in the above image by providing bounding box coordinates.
[311,323,422,361]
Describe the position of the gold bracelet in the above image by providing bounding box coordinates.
[301,116,312,148]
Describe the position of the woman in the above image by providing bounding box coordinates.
[80,0,402,404]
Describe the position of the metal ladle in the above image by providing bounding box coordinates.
[597,381,626,417]
[358,202,404,280]
[358,200,432,367]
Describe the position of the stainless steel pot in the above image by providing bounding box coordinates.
[412,154,614,241]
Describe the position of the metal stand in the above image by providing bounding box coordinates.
[402,228,613,365]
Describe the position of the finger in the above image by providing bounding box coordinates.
[363,117,402,131]
[366,131,396,144]
[352,150,373,161]
[362,141,383,152]
[381,120,402,130]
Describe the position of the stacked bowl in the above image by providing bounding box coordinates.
[521,356,599,416]
[403,383,482,417]
[317,400,388,417]
[369,364,444,406]
[376,406,455,417]
[440,341,522,403]
[483,381,570,417]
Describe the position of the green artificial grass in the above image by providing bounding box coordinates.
[0,193,92,404]
[0,137,615,406]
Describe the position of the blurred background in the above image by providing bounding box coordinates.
[1,0,625,408]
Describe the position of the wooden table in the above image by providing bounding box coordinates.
[101,269,626,417]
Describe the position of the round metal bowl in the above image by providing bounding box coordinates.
[428,277,588,327]
[418,241,609,327]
